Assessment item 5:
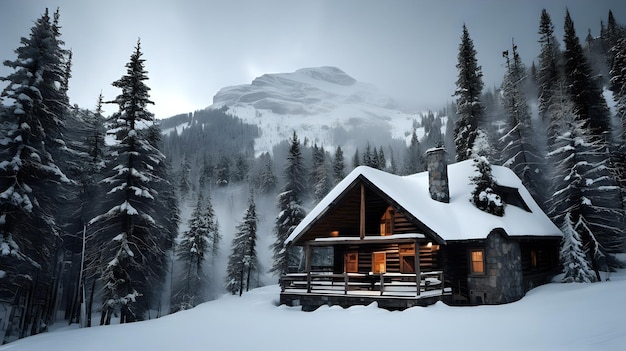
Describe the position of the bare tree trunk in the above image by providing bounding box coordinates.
[238,268,244,296]
[86,277,96,327]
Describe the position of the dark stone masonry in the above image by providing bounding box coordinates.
[468,230,523,304]
[426,147,450,203]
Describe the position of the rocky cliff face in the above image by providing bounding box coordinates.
[209,66,416,154]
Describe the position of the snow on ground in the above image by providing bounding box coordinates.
[2,268,626,350]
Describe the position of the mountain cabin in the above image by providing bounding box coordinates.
[279,147,562,311]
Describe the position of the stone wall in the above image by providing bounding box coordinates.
[426,147,449,203]
[467,230,523,304]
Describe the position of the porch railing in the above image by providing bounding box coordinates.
[280,271,445,297]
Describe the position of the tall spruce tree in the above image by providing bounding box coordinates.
[88,39,172,324]
[270,131,307,276]
[453,24,486,161]
[226,194,259,295]
[560,212,597,283]
[0,8,71,337]
[604,10,624,71]
[403,129,424,175]
[561,10,624,270]
[548,98,623,278]
[178,155,192,199]
[499,41,548,207]
[312,144,331,201]
[352,148,360,169]
[172,192,216,311]
[332,145,345,183]
[609,29,626,204]
[537,9,563,147]
[563,10,612,142]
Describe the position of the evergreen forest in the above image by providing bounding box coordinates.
[0,6,625,345]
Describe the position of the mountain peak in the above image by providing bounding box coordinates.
[208,66,412,155]
[213,66,390,114]
[293,66,357,86]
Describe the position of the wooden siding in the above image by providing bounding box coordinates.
[519,238,561,291]
[293,177,439,244]
[331,243,441,274]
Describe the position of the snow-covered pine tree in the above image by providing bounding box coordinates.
[609,30,626,205]
[469,157,505,216]
[226,194,259,295]
[403,128,424,175]
[143,123,180,313]
[312,144,331,201]
[377,146,386,171]
[172,193,213,311]
[603,10,624,73]
[560,212,597,283]
[370,145,380,169]
[215,155,231,186]
[352,148,360,169]
[547,97,623,277]
[362,143,374,168]
[58,101,112,326]
[178,155,192,199]
[453,24,486,161]
[88,39,172,324]
[561,11,625,269]
[388,145,398,174]
[563,10,612,143]
[536,9,563,151]
[0,8,71,336]
[270,131,307,276]
[198,154,214,191]
[499,41,548,208]
[421,111,443,151]
[232,153,251,183]
[332,145,345,183]
[250,152,278,194]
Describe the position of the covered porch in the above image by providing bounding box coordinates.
[280,235,451,310]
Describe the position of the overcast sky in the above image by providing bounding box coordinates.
[1,0,624,119]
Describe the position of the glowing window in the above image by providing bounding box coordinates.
[470,249,485,274]
[380,207,394,236]
[372,252,386,273]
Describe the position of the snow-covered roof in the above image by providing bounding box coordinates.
[286,160,562,245]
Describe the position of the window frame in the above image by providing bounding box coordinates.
[379,207,394,236]
[344,251,359,273]
[469,248,485,275]
[372,251,387,274]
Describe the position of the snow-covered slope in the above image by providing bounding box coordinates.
[2,268,625,350]
[208,67,420,154]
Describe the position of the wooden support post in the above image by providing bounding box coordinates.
[379,273,384,296]
[305,244,312,293]
[415,240,421,296]
[360,183,365,240]
[344,273,349,295]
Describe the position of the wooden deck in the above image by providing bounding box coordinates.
[280,271,451,310]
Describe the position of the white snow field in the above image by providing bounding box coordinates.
[1,267,625,351]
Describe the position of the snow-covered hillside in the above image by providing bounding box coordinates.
[2,268,625,351]
[191,67,429,155]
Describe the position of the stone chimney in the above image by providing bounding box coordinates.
[426,147,450,203]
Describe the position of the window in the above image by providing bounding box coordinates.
[372,252,386,273]
[495,185,531,212]
[531,249,538,269]
[379,207,394,236]
[344,252,358,273]
[470,249,485,274]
